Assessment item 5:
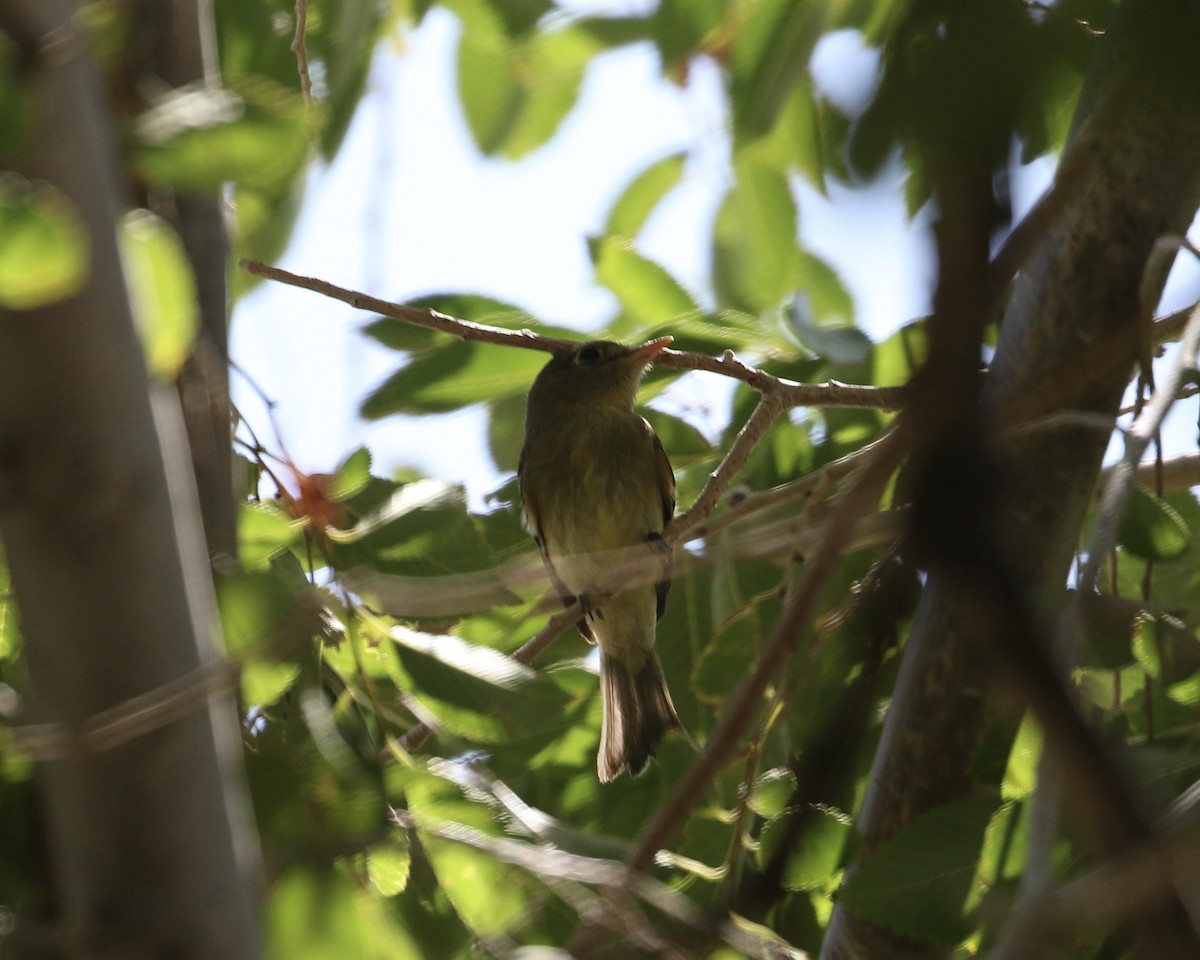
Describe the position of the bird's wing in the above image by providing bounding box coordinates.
[645,419,675,621]
[519,449,596,642]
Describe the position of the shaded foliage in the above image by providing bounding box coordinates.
[5,0,1200,958]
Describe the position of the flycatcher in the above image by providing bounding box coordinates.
[519,337,682,782]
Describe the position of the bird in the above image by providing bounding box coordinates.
[519,337,682,782]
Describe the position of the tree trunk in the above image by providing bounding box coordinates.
[0,1,261,956]
[820,1,1200,957]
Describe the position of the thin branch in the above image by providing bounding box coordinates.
[667,391,787,538]
[290,0,312,101]
[239,259,905,411]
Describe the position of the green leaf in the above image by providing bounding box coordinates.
[788,283,867,365]
[652,0,724,67]
[604,152,687,239]
[873,318,928,388]
[132,81,310,193]
[729,0,827,141]
[642,409,712,464]
[367,841,412,897]
[500,26,597,160]
[267,866,405,960]
[693,607,759,702]
[748,766,798,818]
[385,624,566,743]
[331,478,501,581]
[1118,486,1191,561]
[330,446,372,501]
[713,160,802,314]
[118,210,199,380]
[403,767,542,939]
[238,502,304,570]
[451,0,521,155]
[241,660,302,708]
[487,391,528,474]
[216,566,320,659]
[0,176,88,310]
[779,805,853,891]
[1001,713,1042,801]
[840,794,999,943]
[360,340,546,418]
[591,236,700,325]
[318,0,385,158]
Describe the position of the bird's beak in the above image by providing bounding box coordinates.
[626,336,674,365]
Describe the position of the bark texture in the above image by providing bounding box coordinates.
[821,1,1200,957]
[0,2,261,957]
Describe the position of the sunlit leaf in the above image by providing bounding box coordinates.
[330,446,372,501]
[604,151,688,239]
[713,160,802,314]
[119,210,199,380]
[0,176,88,310]
[367,841,412,897]
[749,767,798,818]
[242,660,302,708]
[591,236,700,325]
[729,0,827,140]
[239,502,304,570]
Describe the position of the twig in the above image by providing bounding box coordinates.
[239,259,905,411]
[667,391,787,538]
[291,0,312,101]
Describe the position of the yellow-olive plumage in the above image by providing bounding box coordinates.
[519,337,681,782]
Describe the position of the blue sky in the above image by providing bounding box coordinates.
[230,8,1199,506]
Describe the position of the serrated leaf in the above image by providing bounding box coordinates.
[840,794,999,943]
[730,0,827,141]
[241,660,301,708]
[360,340,546,418]
[367,841,412,897]
[403,767,540,938]
[713,160,802,314]
[386,625,565,743]
[0,176,88,310]
[692,607,758,702]
[331,478,501,581]
[605,152,687,239]
[238,502,304,570]
[119,210,199,380]
[267,867,387,960]
[500,26,597,159]
[591,236,700,325]
[780,805,853,891]
[330,446,372,501]
[748,766,797,818]
[451,0,521,155]
[216,566,320,661]
[1001,713,1042,801]
[1118,486,1190,561]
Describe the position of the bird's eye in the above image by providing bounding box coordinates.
[576,345,602,364]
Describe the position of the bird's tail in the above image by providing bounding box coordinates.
[598,652,682,783]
